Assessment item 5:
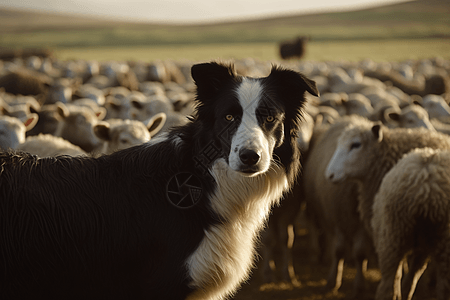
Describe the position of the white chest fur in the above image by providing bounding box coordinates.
[186,159,288,300]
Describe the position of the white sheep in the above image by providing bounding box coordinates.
[49,103,105,153]
[139,81,166,97]
[384,104,435,130]
[130,94,173,121]
[342,93,374,118]
[0,115,38,150]
[371,147,450,300]
[73,84,105,106]
[93,112,166,155]
[104,97,132,120]
[17,134,87,157]
[325,118,450,300]
[103,86,134,120]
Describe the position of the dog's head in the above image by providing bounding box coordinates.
[191,62,318,179]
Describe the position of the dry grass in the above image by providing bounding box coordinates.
[53,39,450,63]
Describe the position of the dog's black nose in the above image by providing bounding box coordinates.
[239,149,260,166]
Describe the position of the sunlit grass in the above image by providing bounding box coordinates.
[54,39,450,63]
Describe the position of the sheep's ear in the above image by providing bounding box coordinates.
[24,113,39,131]
[411,95,423,106]
[146,112,167,137]
[384,107,400,123]
[131,99,144,110]
[95,107,107,120]
[371,122,383,142]
[191,62,236,99]
[107,98,121,110]
[93,122,111,141]
[412,99,422,107]
[56,102,69,118]
[1,103,12,115]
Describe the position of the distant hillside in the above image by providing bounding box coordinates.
[0,7,161,33]
[0,0,449,48]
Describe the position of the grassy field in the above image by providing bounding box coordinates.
[54,39,450,63]
[1,0,449,62]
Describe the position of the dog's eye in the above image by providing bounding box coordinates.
[266,116,275,123]
[225,115,234,121]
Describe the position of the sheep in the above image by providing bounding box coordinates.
[6,95,41,112]
[26,103,68,137]
[104,97,133,120]
[73,84,106,106]
[25,55,42,71]
[301,116,374,298]
[384,103,435,130]
[0,69,52,99]
[371,148,450,300]
[103,87,134,120]
[148,60,169,82]
[325,117,450,238]
[365,89,402,124]
[163,60,187,85]
[279,36,308,60]
[0,115,38,150]
[92,113,166,155]
[17,134,87,157]
[44,77,80,105]
[317,92,347,111]
[324,118,450,300]
[342,93,374,118]
[71,98,107,120]
[315,105,340,124]
[1,100,39,124]
[130,94,173,121]
[330,76,386,94]
[364,69,449,96]
[139,81,166,97]
[101,61,140,91]
[130,94,188,133]
[130,61,149,83]
[27,102,104,153]
[56,104,105,153]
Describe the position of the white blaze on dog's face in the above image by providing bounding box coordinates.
[228,78,284,176]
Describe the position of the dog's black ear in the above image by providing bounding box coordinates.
[191,62,236,98]
[268,66,319,97]
[297,73,319,97]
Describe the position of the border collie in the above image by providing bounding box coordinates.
[0,62,318,300]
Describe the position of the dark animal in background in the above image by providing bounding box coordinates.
[279,36,309,60]
[0,62,318,300]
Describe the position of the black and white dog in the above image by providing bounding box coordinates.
[0,62,318,300]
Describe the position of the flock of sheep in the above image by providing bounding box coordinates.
[1,53,450,300]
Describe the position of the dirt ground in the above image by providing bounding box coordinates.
[231,231,381,300]
[231,221,437,300]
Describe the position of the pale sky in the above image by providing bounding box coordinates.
[0,0,411,23]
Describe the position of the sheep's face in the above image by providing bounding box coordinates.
[386,105,435,131]
[325,122,383,183]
